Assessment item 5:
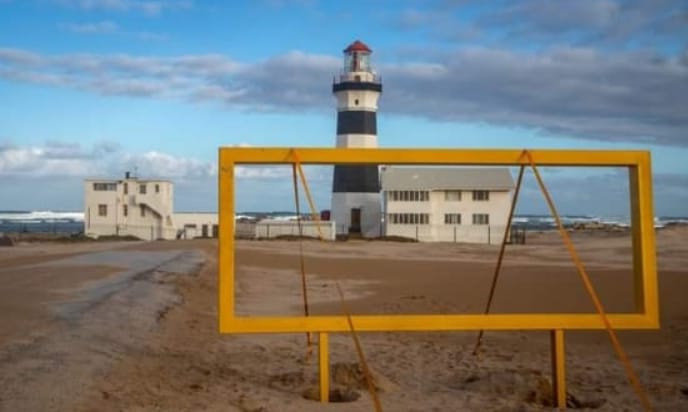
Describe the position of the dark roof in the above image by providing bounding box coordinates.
[381,167,514,191]
[344,40,372,53]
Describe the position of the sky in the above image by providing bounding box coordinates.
[0,0,686,216]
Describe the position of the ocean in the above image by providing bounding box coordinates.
[0,211,85,234]
[0,210,686,235]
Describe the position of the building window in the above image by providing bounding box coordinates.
[445,190,461,201]
[155,184,160,193]
[445,213,461,224]
[140,205,146,217]
[139,184,147,195]
[388,190,429,202]
[93,182,117,191]
[123,205,128,217]
[98,204,107,216]
[472,213,489,225]
[388,213,429,225]
[123,182,128,195]
[473,190,489,201]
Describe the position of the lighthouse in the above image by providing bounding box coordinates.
[331,40,382,238]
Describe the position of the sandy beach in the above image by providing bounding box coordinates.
[1,227,687,411]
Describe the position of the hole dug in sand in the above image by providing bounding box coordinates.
[523,377,606,409]
[454,369,605,409]
[268,370,361,403]
[302,362,398,403]
[301,387,361,403]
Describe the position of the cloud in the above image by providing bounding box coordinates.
[0,46,686,146]
[0,141,331,182]
[487,0,687,47]
[515,167,688,217]
[516,168,630,216]
[0,143,99,176]
[0,142,685,215]
[482,0,621,36]
[395,0,687,48]
[122,151,216,178]
[381,47,688,145]
[60,20,118,34]
[0,141,335,212]
[58,20,167,40]
[54,0,192,16]
[0,141,215,179]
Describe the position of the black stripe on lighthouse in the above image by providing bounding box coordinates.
[336,111,377,135]
[333,108,379,193]
[332,165,380,193]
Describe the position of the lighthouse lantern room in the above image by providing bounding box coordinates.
[331,40,382,238]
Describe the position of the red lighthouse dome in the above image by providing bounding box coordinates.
[343,40,372,54]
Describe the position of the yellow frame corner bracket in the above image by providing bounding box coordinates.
[218,147,658,334]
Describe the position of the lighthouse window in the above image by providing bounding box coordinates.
[355,99,359,106]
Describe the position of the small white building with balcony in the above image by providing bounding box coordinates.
[381,167,514,243]
[84,172,221,240]
[84,173,178,240]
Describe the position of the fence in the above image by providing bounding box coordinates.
[235,222,258,239]
[85,223,180,241]
[334,221,385,238]
[255,220,336,240]
[385,224,511,244]
[6,220,523,244]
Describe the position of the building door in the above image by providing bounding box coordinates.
[202,224,208,238]
[349,208,361,234]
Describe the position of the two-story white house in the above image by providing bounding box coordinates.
[84,173,220,240]
[380,167,514,243]
[84,172,177,240]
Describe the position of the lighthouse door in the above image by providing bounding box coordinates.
[349,208,361,234]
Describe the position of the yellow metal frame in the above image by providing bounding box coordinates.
[218,148,658,334]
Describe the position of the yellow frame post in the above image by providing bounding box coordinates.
[218,148,659,334]
[319,332,329,403]
[629,164,658,317]
[551,329,566,409]
[218,159,235,331]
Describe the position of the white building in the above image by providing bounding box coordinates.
[174,212,219,239]
[84,174,177,240]
[84,173,219,240]
[381,167,514,243]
